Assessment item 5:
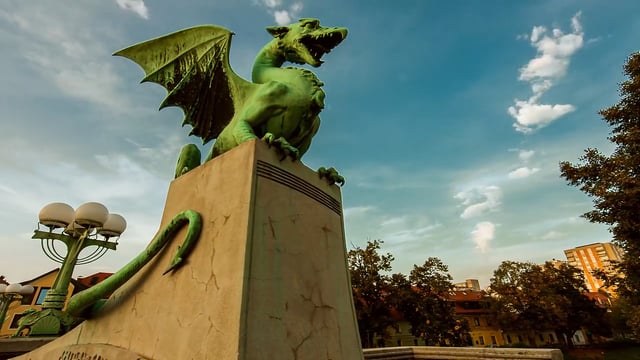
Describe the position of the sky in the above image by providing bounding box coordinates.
[0,0,638,289]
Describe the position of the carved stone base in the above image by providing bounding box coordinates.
[15,139,362,360]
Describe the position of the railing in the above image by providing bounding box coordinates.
[363,346,563,360]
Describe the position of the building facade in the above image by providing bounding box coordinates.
[564,242,624,294]
[0,269,92,337]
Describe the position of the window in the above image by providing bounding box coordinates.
[506,335,512,344]
[491,336,497,345]
[539,334,544,342]
[478,336,485,345]
[473,317,480,326]
[548,334,555,343]
[9,314,25,329]
[20,288,36,305]
[35,287,50,305]
[517,335,523,343]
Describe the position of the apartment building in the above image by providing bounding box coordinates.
[564,242,624,294]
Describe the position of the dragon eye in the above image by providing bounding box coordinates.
[303,21,318,29]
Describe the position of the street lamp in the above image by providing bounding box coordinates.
[9,202,128,336]
[0,284,35,329]
[33,202,126,312]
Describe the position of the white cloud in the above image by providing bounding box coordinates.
[115,0,149,19]
[531,79,553,94]
[454,185,502,219]
[520,14,583,82]
[378,215,441,246]
[290,2,303,13]
[509,12,583,133]
[259,1,303,26]
[571,11,583,33]
[471,221,495,253]
[274,10,292,25]
[0,147,168,243]
[508,100,575,133]
[520,54,570,81]
[518,149,535,162]
[262,0,282,8]
[508,166,540,179]
[530,25,546,43]
[343,206,374,217]
[0,4,132,112]
[541,230,563,240]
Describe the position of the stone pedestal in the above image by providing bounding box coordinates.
[16,140,363,360]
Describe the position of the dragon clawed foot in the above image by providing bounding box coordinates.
[261,133,300,161]
[317,167,345,187]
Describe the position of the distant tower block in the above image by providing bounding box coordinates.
[17,139,363,360]
[454,279,481,291]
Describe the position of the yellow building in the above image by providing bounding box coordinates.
[0,269,88,337]
[375,290,576,348]
[564,242,624,295]
[377,290,503,348]
[450,290,503,347]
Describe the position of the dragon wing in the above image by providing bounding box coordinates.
[114,25,252,143]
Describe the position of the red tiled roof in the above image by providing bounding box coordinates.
[76,272,114,287]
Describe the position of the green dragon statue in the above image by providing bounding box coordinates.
[115,18,347,185]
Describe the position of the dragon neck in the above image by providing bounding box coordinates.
[251,40,286,84]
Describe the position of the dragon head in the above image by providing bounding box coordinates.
[267,18,348,67]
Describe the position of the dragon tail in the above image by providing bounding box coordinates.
[66,210,202,318]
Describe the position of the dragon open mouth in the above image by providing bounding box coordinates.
[300,30,347,65]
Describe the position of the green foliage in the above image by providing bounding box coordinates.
[347,243,472,348]
[608,297,640,340]
[489,261,546,337]
[490,260,610,346]
[406,258,469,346]
[347,240,395,348]
[559,52,640,323]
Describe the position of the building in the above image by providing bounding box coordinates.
[1,270,115,337]
[76,272,113,287]
[564,242,624,295]
[453,279,480,291]
[0,269,89,337]
[449,290,502,347]
[377,289,502,348]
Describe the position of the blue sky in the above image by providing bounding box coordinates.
[0,0,638,288]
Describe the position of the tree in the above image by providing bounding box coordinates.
[407,258,470,346]
[559,52,640,332]
[490,261,610,347]
[538,262,610,345]
[489,261,548,344]
[347,240,395,348]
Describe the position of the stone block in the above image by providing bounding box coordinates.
[16,139,362,360]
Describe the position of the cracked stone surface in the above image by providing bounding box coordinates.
[15,140,362,360]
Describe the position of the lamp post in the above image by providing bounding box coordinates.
[0,284,35,329]
[34,202,126,312]
[12,202,126,336]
